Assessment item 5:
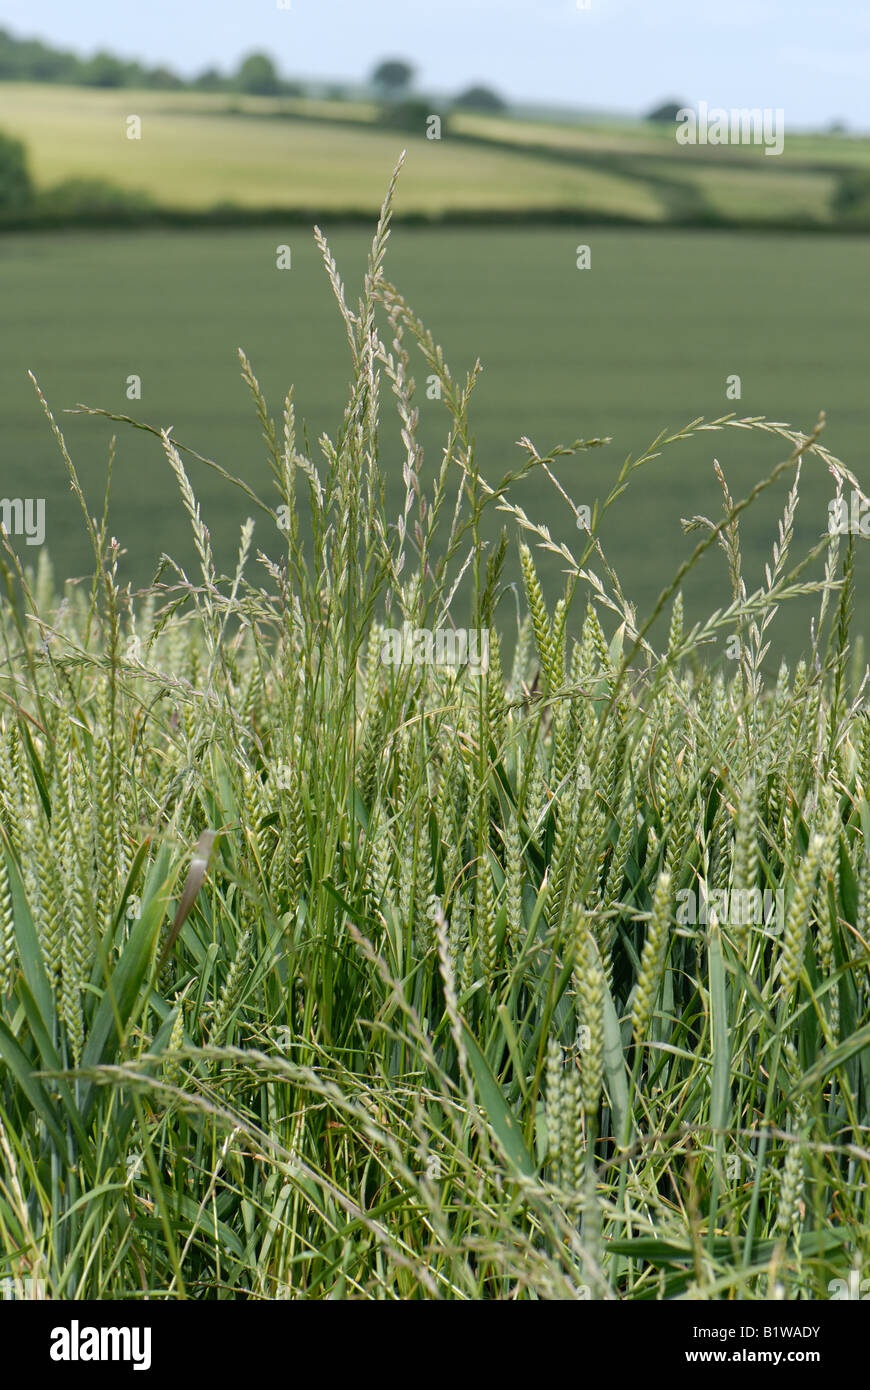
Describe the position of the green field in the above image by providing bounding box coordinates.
[2,221,868,660]
[1,83,869,227]
[0,85,665,220]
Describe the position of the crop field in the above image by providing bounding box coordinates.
[1,84,868,226]
[2,221,868,658]
[0,85,666,219]
[453,109,870,168]
[2,177,870,1301]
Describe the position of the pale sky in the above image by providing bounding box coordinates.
[1,0,868,128]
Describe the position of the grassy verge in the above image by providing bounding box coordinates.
[1,164,870,1298]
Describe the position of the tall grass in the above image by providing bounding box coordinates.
[1,162,870,1299]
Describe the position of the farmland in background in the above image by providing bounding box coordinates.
[2,221,868,660]
[0,84,868,227]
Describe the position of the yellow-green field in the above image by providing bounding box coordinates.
[454,108,870,166]
[0,84,664,218]
[1,83,867,224]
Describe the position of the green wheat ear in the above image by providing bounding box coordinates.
[574,913,605,1120]
[0,851,15,999]
[505,810,524,950]
[476,836,497,986]
[163,1002,186,1086]
[60,935,84,1068]
[778,834,823,1002]
[545,1037,565,1185]
[729,774,758,955]
[210,927,251,1045]
[632,869,673,1046]
[519,542,554,690]
[776,1089,809,1239]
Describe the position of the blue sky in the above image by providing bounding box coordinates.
[1,0,868,128]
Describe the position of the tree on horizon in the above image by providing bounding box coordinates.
[371,58,415,99]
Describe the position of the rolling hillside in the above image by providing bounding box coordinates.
[0,83,868,226]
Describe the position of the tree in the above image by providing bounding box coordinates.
[371,59,414,99]
[193,67,226,91]
[120,61,150,87]
[145,65,184,90]
[79,52,127,88]
[453,85,506,113]
[0,27,82,83]
[236,52,281,96]
[0,130,33,210]
[377,97,446,135]
[646,100,687,123]
[832,170,870,221]
[24,42,78,83]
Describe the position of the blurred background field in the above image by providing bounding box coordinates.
[0,85,665,218]
[1,82,869,225]
[3,220,867,665]
[1,17,868,661]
